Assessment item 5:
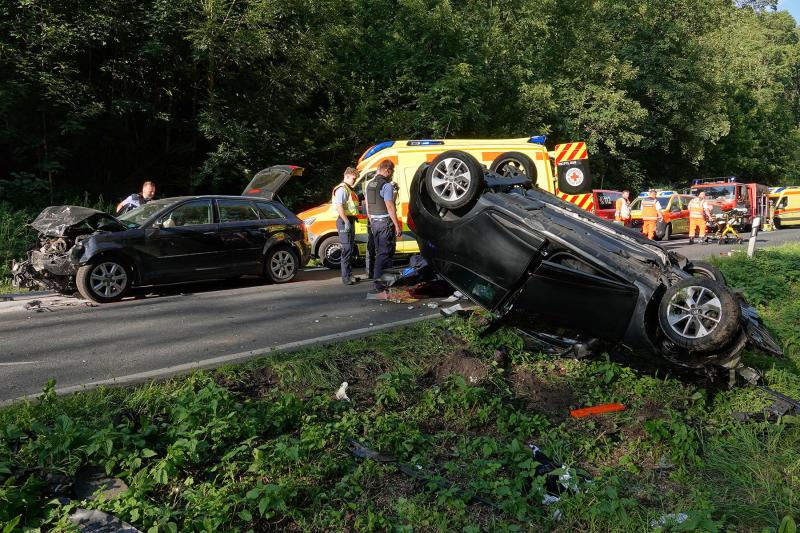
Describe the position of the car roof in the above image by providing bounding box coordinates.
[157,195,277,202]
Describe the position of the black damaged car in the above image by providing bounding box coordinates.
[408,151,781,370]
[12,166,310,303]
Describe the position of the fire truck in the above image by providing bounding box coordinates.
[689,176,770,229]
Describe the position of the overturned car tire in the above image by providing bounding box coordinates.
[490,151,536,180]
[425,151,483,210]
[658,277,741,352]
[684,260,726,284]
[76,259,132,303]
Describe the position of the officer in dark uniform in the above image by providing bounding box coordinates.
[116,181,156,214]
[364,160,401,292]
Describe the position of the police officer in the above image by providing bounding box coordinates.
[641,189,663,239]
[365,160,401,292]
[688,191,712,244]
[614,190,631,226]
[116,181,156,214]
[332,167,360,284]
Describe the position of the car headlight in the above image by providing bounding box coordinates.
[303,217,317,226]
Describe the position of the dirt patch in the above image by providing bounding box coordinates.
[215,367,275,400]
[510,370,574,420]
[432,354,490,385]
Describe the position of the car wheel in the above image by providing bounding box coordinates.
[76,259,131,303]
[265,246,298,283]
[774,218,782,229]
[318,235,342,269]
[425,150,483,210]
[490,152,536,180]
[684,260,726,284]
[658,278,741,352]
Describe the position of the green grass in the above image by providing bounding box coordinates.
[1,244,799,532]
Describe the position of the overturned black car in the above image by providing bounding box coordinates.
[409,151,782,370]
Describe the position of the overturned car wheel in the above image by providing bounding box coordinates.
[425,150,483,210]
[684,260,726,283]
[76,259,131,303]
[658,277,740,352]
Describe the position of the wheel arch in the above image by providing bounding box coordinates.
[80,249,142,285]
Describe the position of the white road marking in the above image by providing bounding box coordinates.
[0,314,439,405]
[0,361,42,366]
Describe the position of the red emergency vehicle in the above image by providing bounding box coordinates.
[689,176,769,228]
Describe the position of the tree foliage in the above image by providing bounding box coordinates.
[0,0,798,211]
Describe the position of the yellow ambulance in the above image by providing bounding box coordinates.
[769,186,800,228]
[298,137,593,268]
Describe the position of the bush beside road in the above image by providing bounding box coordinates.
[1,245,798,531]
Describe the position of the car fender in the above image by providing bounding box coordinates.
[261,233,302,263]
[76,241,143,285]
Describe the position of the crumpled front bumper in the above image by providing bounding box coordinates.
[11,251,78,292]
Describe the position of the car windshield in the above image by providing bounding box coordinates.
[117,198,180,227]
[630,197,669,209]
[691,185,735,200]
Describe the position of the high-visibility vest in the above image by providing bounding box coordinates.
[332,182,359,216]
[615,197,630,220]
[688,198,706,219]
[641,198,659,221]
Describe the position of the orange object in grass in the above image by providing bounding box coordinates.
[570,403,626,418]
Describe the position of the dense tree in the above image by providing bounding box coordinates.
[0,0,797,212]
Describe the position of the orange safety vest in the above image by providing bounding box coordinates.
[688,198,706,219]
[641,198,659,221]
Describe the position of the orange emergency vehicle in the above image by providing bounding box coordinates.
[298,137,595,268]
[689,176,769,229]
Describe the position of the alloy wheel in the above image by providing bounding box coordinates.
[89,262,128,299]
[430,158,473,203]
[270,250,296,281]
[664,285,723,339]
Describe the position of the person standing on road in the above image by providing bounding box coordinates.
[688,191,712,245]
[614,190,631,226]
[640,189,663,239]
[116,181,156,214]
[332,167,360,284]
[365,160,401,292]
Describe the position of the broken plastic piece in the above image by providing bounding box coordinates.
[570,403,626,418]
[335,382,350,402]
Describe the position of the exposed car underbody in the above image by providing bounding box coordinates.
[12,206,126,293]
[408,151,783,375]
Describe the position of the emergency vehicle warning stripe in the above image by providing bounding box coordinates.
[557,192,594,212]
[554,142,588,164]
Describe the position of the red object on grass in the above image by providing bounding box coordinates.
[570,403,626,418]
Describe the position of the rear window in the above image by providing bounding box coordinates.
[217,199,260,222]
[595,191,622,210]
[256,201,287,220]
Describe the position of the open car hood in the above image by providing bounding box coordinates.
[242,165,304,200]
[30,206,125,237]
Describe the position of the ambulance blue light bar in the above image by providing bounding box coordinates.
[406,140,444,146]
[360,141,395,161]
[528,135,547,144]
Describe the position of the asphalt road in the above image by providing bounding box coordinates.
[0,269,441,403]
[661,226,800,260]
[2,227,797,404]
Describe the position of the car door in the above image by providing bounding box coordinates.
[142,199,221,282]
[216,198,267,274]
[668,195,687,234]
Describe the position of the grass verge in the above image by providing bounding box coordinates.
[1,244,799,532]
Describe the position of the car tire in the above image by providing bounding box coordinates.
[685,260,726,284]
[774,218,782,229]
[76,258,132,303]
[264,246,298,283]
[658,277,741,352]
[425,150,483,210]
[318,235,342,269]
[490,152,536,180]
